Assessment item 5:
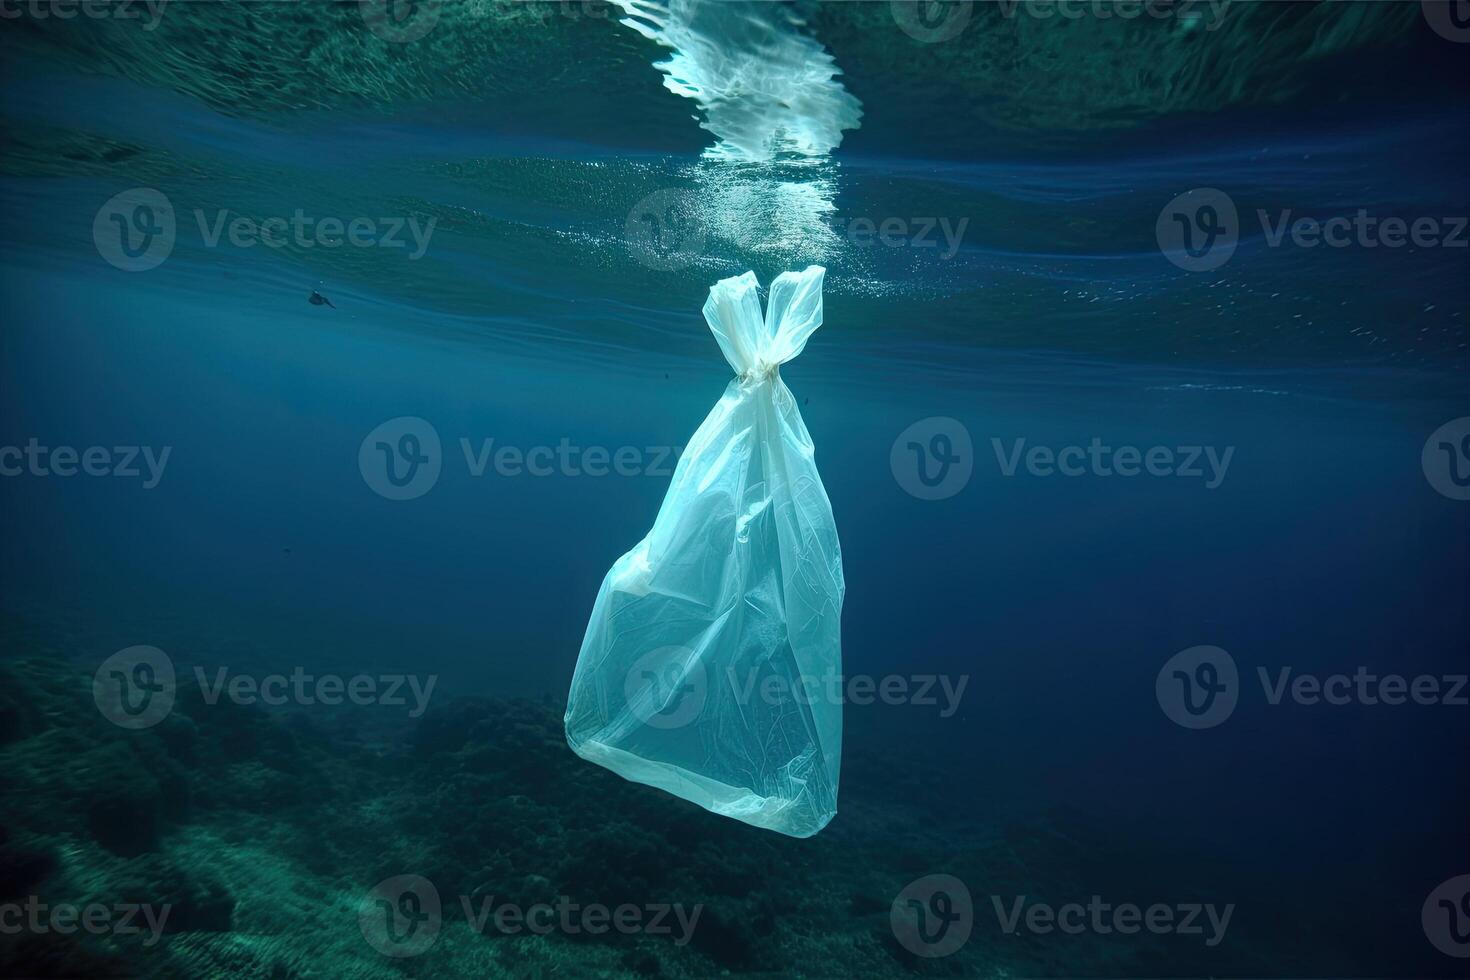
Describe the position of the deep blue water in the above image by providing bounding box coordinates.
[2,2,1468,977]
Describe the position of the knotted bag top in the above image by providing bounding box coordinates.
[702,266,826,382]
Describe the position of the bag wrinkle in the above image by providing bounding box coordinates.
[565,266,843,838]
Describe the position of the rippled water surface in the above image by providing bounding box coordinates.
[1,3,1468,979]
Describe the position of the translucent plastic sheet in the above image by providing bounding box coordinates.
[565,265,844,838]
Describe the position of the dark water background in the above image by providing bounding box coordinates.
[1,2,1467,977]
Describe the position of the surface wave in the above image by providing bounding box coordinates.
[612,0,862,162]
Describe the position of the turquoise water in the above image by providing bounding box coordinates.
[1,2,1468,977]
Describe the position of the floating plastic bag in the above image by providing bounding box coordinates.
[565,265,844,838]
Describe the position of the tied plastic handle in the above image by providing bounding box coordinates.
[702,266,825,381]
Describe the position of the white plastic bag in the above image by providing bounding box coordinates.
[565,265,844,838]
